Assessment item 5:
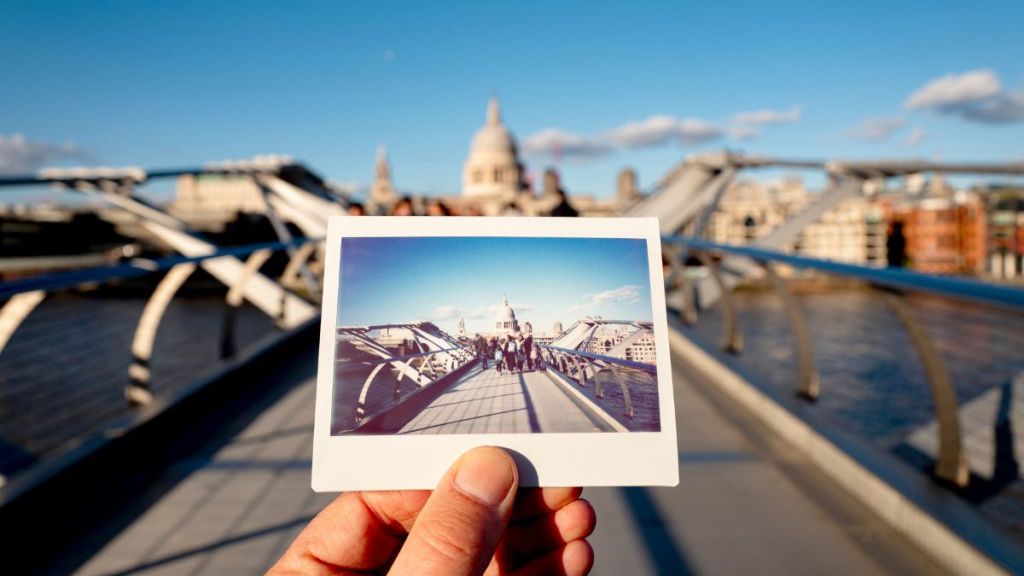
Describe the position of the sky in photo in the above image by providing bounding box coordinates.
[338,236,653,335]
[3,1,1023,200]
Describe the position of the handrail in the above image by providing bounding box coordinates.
[0,237,323,299]
[662,235,1024,313]
[338,346,468,367]
[661,234,1009,488]
[540,344,658,374]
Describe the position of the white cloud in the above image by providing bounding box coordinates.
[846,116,907,142]
[522,105,799,162]
[727,124,760,140]
[602,115,722,148]
[904,127,927,147]
[730,106,801,126]
[0,134,89,174]
[588,284,641,304]
[905,69,1001,110]
[522,128,611,159]
[904,69,1024,124]
[383,49,397,61]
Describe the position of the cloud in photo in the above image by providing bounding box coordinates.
[567,284,642,314]
[0,134,89,174]
[589,284,642,304]
[846,116,907,142]
[904,69,1024,124]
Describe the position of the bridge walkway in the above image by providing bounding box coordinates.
[70,337,944,575]
[398,364,605,434]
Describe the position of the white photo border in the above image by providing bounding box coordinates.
[313,217,679,490]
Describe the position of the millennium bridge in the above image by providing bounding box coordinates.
[1,154,1023,574]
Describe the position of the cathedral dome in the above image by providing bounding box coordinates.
[463,97,523,200]
[470,101,518,159]
[494,294,519,333]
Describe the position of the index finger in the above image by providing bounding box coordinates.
[511,487,583,521]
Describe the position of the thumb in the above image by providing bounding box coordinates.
[388,447,519,576]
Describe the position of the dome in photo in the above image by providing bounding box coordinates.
[494,294,519,333]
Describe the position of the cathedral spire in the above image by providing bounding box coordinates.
[487,96,501,126]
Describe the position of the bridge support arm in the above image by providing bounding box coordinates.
[0,290,46,358]
[695,251,742,353]
[882,290,969,488]
[127,263,198,405]
[761,263,820,400]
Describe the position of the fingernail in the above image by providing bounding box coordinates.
[454,448,515,506]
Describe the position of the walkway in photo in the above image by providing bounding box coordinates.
[398,365,605,434]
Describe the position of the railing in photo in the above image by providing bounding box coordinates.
[334,323,476,432]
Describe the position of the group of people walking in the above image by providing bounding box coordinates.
[475,333,542,375]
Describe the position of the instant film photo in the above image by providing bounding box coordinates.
[313,217,678,490]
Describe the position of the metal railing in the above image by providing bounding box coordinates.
[0,237,324,407]
[334,323,476,432]
[662,234,1024,488]
[538,343,657,422]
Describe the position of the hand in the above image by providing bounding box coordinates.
[270,446,596,575]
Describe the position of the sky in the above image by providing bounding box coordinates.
[337,236,653,334]
[2,1,1024,201]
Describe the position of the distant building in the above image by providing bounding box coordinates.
[982,186,1024,279]
[170,173,265,232]
[368,145,397,213]
[617,167,640,208]
[893,180,986,275]
[493,294,520,335]
[706,178,886,266]
[462,97,523,202]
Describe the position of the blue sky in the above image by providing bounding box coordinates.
[338,237,653,334]
[2,1,1023,200]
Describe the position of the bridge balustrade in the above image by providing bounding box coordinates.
[538,328,659,429]
[334,323,476,432]
[663,234,1024,489]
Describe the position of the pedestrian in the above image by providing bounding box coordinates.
[504,336,518,374]
[523,332,534,371]
[532,343,543,372]
[495,337,506,374]
[477,336,488,369]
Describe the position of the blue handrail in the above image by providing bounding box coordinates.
[663,235,1024,313]
[0,237,323,299]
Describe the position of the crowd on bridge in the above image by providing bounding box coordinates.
[474,333,543,375]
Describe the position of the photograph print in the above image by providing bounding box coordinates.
[331,235,661,436]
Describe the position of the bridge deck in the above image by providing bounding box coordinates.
[398,365,604,434]
[70,337,944,575]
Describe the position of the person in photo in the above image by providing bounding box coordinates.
[523,331,534,371]
[495,337,506,374]
[505,336,518,375]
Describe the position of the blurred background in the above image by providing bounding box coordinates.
[1,1,1023,574]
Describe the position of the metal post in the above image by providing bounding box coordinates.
[761,262,820,400]
[0,290,46,358]
[695,250,742,353]
[127,263,197,405]
[222,249,273,357]
[882,290,969,487]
